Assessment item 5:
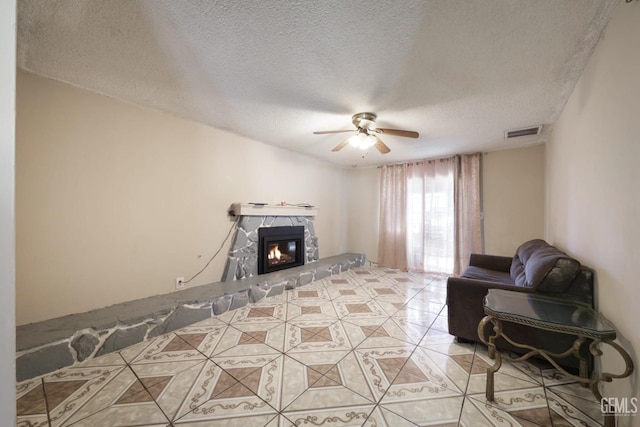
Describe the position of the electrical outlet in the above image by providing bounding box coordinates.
[175,277,185,290]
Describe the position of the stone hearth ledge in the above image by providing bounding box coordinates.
[16,253,365,382]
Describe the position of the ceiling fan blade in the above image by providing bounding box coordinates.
[375,128,419,138]
[331,139,350,152]
[374,137,391,154]
[313,130,354,135]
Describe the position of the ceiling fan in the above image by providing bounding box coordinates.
[313,112,419,154]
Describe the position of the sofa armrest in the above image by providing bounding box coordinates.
[446,277,534,342]
[468,253,513,272]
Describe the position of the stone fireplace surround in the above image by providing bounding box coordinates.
[222,213,319,281]
[16,202,364,381]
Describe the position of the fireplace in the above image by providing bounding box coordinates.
[258,226,305,274]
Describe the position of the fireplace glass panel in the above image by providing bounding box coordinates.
[258,226,305,274]
[267,240,297,267]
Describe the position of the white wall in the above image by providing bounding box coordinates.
[1,0,17,421]
[16,71,349,325]
[347,167,380,263]
[546,0,639,415]
[482,145,545,256]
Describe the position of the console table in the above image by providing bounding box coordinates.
[477,289,633,427]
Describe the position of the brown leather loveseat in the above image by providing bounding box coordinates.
[446,239,594,372]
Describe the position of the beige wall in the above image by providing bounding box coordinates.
[482,145,545,256]
[1,0,17,419]
[546,1,639,409]
[346,167,380,263]
[16,71,349,325]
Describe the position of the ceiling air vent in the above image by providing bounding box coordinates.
[504,125,543,139]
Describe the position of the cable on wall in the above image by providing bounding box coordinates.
[183,217,238,284]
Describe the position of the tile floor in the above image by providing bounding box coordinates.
[16,267,605,426]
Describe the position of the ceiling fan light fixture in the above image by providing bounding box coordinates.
[349,131,376,149]
[316,112,415,155]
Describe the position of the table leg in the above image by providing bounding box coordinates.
[478,316,504,401]
[487,348,503,401]
[588,339,634,427]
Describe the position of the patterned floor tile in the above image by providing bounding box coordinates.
[419,348,472,394]
[379,346,465,405]
[228,301,288,324]
[172,359,278,422]
[281,352,373,411]
[164,323,229,357]
[418,332,477,356]
[546,388,604,426]
[73,352,127,368]
[541,367,582,387]
[461,396,547,427]
[15,266,608,426]
[263,414,297,427]
[16,415,49,427]
[466,366,541,396]
[384,316,430,345]
[173,412,279,426]
[364,405,421,426]
[285,297,339,322]
[375,297,413,317]
[382,273,417,285]
[211,322,285,357]
[410,289,447,305]
[362,282,415,300]
[391,306,438,329]
[403,297,445,316]
[547,381,599,404]
[354,346,420,401]
[127,359,208,421]
[287,285,331,302]
[284,319,353,353]
[428,315,449,333]
[340,317,402,349]
[51,365,161,426]
[379,396,464,426]
[283,405,375,426]
[472,347,543,386]
[284,349,350,376]
[211,308,237,324]
[332,298,389,321]
[468,386,551,425]
[327,285,373,301]
[185,316,228,329]
[16,378,48,426]
[326,277,360,288]
[119,333,208,365]
[214,354,287,411]
[282,375,375,414]
[62,399,170,426]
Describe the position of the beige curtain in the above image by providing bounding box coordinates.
[454,153,482,274]
[378,153,482,274]
[406,158,456,273]
[377,163,408,270]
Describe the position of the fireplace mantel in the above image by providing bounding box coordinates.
[229,203,318,217]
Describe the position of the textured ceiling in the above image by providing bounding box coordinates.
[17,0,618,167]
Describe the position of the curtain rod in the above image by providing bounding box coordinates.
[375,152,482,168]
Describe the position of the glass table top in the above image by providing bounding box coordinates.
[484,289,616,336]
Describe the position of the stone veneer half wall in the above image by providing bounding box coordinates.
[16,253,365,381]
[221,215,318,281]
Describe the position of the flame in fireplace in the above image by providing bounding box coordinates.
[268,244,282,261]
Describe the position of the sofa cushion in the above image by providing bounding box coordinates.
[510,239,581,293]
[461,266,514,285]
